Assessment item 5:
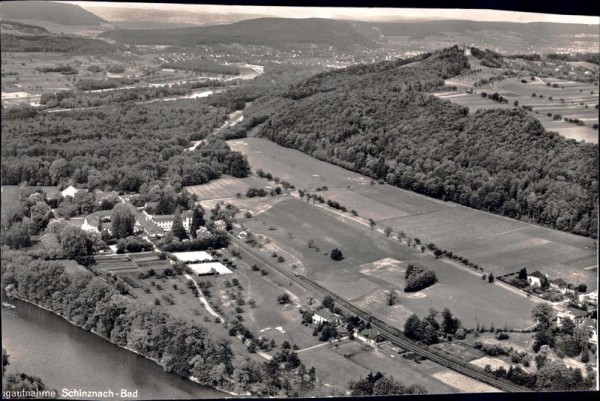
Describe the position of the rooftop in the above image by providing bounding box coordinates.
[172,251,213,262]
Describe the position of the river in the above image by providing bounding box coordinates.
[1,299,226,400]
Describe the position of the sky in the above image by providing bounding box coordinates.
[70,2,600,24]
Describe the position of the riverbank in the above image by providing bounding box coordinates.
[3,289,241,398]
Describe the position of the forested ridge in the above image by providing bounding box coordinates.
[244,46,598,237]
[1,98,250,192]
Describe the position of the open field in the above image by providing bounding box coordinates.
[333,341,457,393]
[1,186,20,220]
[185,175,269,201]
[228,138,370,190]
[230,138,597,291]
[244,197,538,329]
[1,185,58,219]
[435,76,599,143]
[1,52,131,101]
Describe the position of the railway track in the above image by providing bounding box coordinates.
[230,234,530,393]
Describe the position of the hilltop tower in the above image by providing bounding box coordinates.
[463,44,471,56]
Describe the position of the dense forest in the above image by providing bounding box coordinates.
[1,98,250,192]
[244,46,598,237]
[1,249,315,396]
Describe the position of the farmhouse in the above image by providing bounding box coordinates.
[312,309,339,325]
[527,271,548,287]
[82,210,113,234]
[356,328,378,345]
[579,290,598,305]
[550,279,576,295]
[556,307,588,327]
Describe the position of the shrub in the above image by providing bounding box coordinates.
[330,248,344,261]
[496,332,510,340]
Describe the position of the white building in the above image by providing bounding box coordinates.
[61,185,80,198]
[527,271,547,287]
[172,251,213,264]
[150,210,193,232]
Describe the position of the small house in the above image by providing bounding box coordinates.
[527,271,547,287]
[579,290,598,305]
[313,309,337,325]
[61,185,80,199]
[557,307,587,327]
[356,328,378,345]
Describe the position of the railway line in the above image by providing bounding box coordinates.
[229,234,530,393]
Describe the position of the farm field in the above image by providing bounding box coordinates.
[435,76,599,143]
[334,341,490,393]
[185,175,269,201]
[228,138,370,190]
[381,207,597,290]
[231,138,597,291]
[1,52,131,100]
[244,197,538,329]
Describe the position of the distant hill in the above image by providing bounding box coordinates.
[99,17,375,49]
[1,21,117,53]
[352,20,600,39]
[0,1,106,26]
[0,20,50,36]
[87,5,270,27]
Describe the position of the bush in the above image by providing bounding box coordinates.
[246,188,267,198]
[496,332,510,340]
[277,293,291,304]
[330,248,344,261]
[404,269,437,292]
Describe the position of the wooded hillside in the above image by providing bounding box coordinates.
[244,46,598,237]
